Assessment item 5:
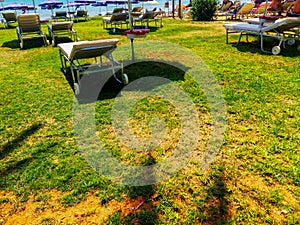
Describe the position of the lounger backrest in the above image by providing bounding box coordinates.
[55,11,67,17]
[2,12,17,22]
[52,21,73,31]
[142,11,156,19]
[255,2,271,14]
[17,14,41,33]
[282,1,294,11]
[132,7,143,12]
[112,8,124,13]
[76,10,88,17]
[238,2,255,15]
[70,39,119,59]
[110,12,128,21]
[262,17,300,33]
[222,2,232,11]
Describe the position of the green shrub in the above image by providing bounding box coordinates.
[191,0,218,21]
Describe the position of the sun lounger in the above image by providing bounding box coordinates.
[52,11,68,21]
[224,17,300,54]
[133,11,162,28]
[102,12,129,31]
[16,14,48,49]
[74,10,88,22]
[2,12,17,28]
[57,39,128,95]
[48,21,77,46]
[226,2,255,20]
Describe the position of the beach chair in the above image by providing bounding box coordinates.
[102,12,129,31]
[74,10,88,21]
[48,21,77,46]
[133,11,162,28]
[250,2,272,16]
[52,11,68,21]
[224,17,300,54]
[2,12,17,28]
[132,6,143,17]
[57,39,128,95]
[16,14,48,49]
[226,2,255,20]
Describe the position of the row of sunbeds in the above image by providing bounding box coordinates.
[102,7,163,31]
[1,10,88,29]
[216,0,297,20]
[13,13,77,48]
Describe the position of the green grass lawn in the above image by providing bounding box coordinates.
[0,17,299,224]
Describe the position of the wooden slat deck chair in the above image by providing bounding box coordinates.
[2,12,17,28]
[48,21,77,46]
[16,13,48,49]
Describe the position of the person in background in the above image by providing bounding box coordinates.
[286,0,300,15]
[267,0,283,15]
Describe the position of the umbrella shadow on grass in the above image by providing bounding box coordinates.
[201,164,232,224]
[104,153,160,224]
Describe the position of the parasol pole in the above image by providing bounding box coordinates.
[263,0,268,16]
[32,0,36,13]
[172,0,174,18]
[128,0,133,30]
[66,0,70,13]
[178,0,181,18]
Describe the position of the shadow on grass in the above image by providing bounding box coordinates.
[230,38,300,57]
[202,165,232,224]
[62,61,187,103]
[0,123,43,161]
[105,154,160,225]
[2,38,48,49]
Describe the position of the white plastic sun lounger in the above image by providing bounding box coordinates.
[58,39,128,95]
[224,17,300,54]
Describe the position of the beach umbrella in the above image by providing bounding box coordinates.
[65,1,89,7]
[74,0,96,4]
[64,1,89,11]
[74,0,96,9]
[106,0,138,6]
[92,0,107,6]
[91,1,108,15]
[4,3,30,10]
[39,0,63,16]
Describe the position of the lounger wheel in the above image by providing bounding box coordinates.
[272,46,281,55]
[74,83,80,95]
[122,73,129,85]
[287,39,295,46]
